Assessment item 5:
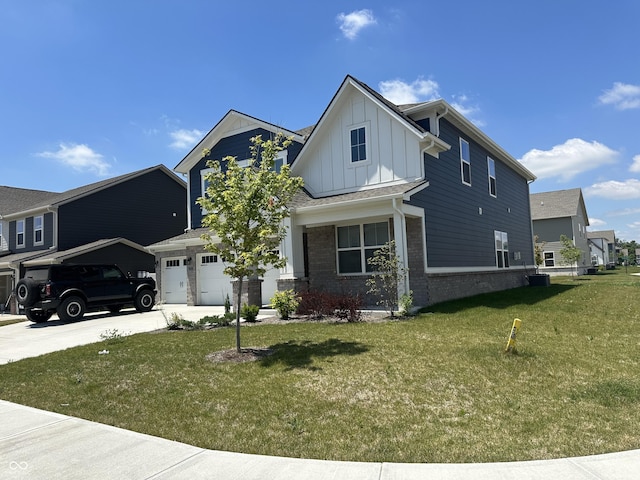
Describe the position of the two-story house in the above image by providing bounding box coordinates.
[0,165,187,313]
[587,230,616,269]
[530,188,591,276]
[149,75,537,308]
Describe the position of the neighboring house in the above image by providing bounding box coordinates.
[587,230,616,268]
[149,75,537,308]
[530,188,590,276]
[0,165,187,313]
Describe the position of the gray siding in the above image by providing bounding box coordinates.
[190,128,304,229]
[8,212,55,252]
[409,119,534,269]
[58,169,186,251]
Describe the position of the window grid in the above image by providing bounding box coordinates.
[34,215,44,245]
[495,230,509,268]
[350,127,367,163]
[460,138,471,186]
[16,219,25,248]
[487,157,496,197]
[337,222,389,274]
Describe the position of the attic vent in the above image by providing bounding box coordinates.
[540,201,544,206]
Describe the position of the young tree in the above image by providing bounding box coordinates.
[197,133,304,352]
[365,240,408,317]
[559,234,582,277]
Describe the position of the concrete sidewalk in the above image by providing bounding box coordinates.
[1,400,639,479]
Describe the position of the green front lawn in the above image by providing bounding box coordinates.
[1,268,639,463]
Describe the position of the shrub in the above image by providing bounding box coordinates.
[398,290,414,317]
[241,304,260,323]
[297,290,333,318]
[166,313,204,330]
[270,289,300,320]
[297,290,363,322]
[333,293,363,323]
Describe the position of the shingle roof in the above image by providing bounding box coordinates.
[290,180,428,210]
[587,230,616,243]
[1,165,183,217]
[0,186,58,216]
[530,188,585,220]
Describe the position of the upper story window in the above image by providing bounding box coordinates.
[495,230,509,268]
[0,223,3,250]
[487,157,497,197]
[350,126,367,163]
[336,221,389,274]
[34,215,44,245]
[460,138,471,186]
[16,219,25,248]
[273,150,288,173]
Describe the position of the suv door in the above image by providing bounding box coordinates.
[77,266,130,304]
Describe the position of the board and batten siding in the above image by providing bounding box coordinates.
[299,90,423,197]
[190,127,303,229]
[409,118,534,269]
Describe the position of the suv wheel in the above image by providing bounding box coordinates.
[15,279,39,307]
[134,290,155,312]
[57,296,86,322]
[25,309,53,323]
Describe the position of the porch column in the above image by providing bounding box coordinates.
[280,217,305,279]
[392,198,409,297]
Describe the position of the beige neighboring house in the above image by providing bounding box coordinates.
[587,230,617,268]
[530,188,590,276]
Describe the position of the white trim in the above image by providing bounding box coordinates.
[346,121,371,168]
[16,219,25,248]
[460,138,471,186]
[33,215,44,246]
[487,157,497,198]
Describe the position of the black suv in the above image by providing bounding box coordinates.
[15,264,156,323]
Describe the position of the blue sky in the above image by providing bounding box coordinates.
[2,1,639,241]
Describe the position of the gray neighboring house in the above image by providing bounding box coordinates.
[587,230,616,268]
[150,75,537,308]
[530,188,590,276]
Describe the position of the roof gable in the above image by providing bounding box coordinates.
[174,110,306,174]
[1,165,183,218]
[530,188,589,224]
[290,75,448,175]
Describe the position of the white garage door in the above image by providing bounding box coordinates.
[162,257,187,304]
[197,253,233,305]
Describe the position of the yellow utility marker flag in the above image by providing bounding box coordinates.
[505,318,521,353]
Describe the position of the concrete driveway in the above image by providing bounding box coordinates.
[0,305,230,365]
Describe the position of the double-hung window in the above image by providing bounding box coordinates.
[34,215,44,245]
[460,138,471,186]
[544,252,555,267]
[337,221,389,274]
[350,126,367,163]
[487,157,497,197]
[495,230,509,268]
[16,219,25,248]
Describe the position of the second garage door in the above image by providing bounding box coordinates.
[197,253,233,305]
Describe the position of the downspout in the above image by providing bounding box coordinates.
[434,105,449,137]
[392,198,409,297]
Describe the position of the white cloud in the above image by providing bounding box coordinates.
[588,218,607,228]
[519,138,618,181]
[608,206,640,217]
[36,143,110,176]
[337,9,376,40]
[598,82,640,110]
[379,78,440,104]
[630,154,640,173]
[451,94,485,128]
[169,129,203,150]
[584,179,640,200]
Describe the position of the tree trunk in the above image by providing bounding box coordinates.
[235,276,243,353]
